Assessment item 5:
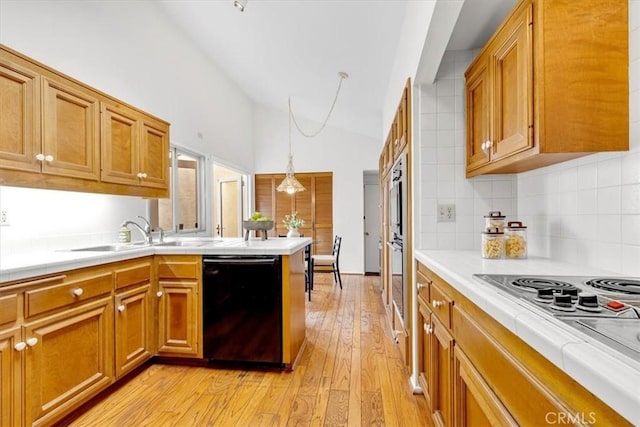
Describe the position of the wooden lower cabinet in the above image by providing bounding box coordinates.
[453,346,516,426]
[0,327,21,427]
[430,315,453,427]
[24,297,114,427]
[416,260,632,426]
[114,284,152,378]
[156,256,202,358]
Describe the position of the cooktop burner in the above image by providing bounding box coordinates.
[511,277,577,293]
[584,278,640,295]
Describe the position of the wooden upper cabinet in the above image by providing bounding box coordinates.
[465,0,628,177]
[0,56,40,173]
[42,76,100,180]
[0,43,170,196]
[101,102,169,191]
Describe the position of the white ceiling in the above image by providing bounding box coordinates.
[156,0,515,140]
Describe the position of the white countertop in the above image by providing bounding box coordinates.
[0,237,311,284]
[414,250,640,426]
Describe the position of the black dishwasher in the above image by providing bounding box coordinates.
[202,256,283,367]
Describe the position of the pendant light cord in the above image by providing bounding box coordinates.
[289,72,348,139]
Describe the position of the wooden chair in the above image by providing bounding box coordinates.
[311,235,342,289]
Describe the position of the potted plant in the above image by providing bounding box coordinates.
[283,212,304,238]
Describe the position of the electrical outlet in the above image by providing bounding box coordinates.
[0,210,9,226]
[437,204,455,222]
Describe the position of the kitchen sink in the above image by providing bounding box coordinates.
[70,242,149,252]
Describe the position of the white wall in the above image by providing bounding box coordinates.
[0,0,254,256]
[416,50,517,250]
[253,105,380,274]
[415,1,640,276]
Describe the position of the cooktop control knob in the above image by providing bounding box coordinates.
[561,288,579,299]
[535,288,555,302]
[552,294,575,310]
[578,294,598,307]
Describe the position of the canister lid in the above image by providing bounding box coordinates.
[506,221,527,229]
[482,227,504,235]
[484,211,505,219]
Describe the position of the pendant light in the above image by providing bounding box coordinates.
[276,72,348,194]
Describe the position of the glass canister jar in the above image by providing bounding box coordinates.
[504,221,527,259]
[484,211,506,232]
[481,227,504,259]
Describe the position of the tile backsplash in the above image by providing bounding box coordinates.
[417,3,640,275]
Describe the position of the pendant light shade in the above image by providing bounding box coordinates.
[276,72,348,194]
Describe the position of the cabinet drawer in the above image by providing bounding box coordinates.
[0,293,18,327]
[114,262,151,290]
[25,272,113,318]
[416,270,431,306]
[157,256,200,279]
[429,280,452,329]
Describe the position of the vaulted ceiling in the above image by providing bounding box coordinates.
[157,0,515,140]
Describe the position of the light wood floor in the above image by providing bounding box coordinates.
[68,273,431,426]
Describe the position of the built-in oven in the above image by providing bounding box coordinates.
[389,153,408,327]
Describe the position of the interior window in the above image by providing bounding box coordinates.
[149,147,204,234]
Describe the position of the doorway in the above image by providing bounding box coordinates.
[363,171,381,274]
[213,164,247,238]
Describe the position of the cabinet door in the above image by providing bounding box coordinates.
[0,57,40,173]
[465,57,491,173]
[42,76,100,180]
[454,346,516,427]
[430,316,454,427]
[0,328,21,427]
[24,297,114,426]
[491,2,533,162]
[139,119,169,189]
[157,280,200,357]
[115,284,152,378]
[100,102,140,186]
[417,303,432,410]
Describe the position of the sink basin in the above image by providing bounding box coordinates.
[70,243,149,252]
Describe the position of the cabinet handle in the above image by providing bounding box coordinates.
[156,291,163,297]
[417,282,426,290]
[423,323,432,334]
[14,342,27,352]
[44,155,54,162]
[26,337,38,347]
[35,153,45,161]
[117,304,126,312]
[141,172,148,179]
[137,172,143,179]
[432,300,445,308]
[72,288,84,297]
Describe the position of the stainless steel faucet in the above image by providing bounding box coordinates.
[121,216,153,244]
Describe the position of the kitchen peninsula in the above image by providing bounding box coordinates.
[0,237,310,427]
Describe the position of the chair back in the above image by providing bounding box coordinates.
[332,235,342,259]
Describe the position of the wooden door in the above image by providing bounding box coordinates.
[115,284,152,378]
[24,297,114,426]
[430,316,454,427]
[0,327,21,427]
[100,102,140,186]
[465,57,491,173]
[275,182,294,236]
[293,175,312,237]
[157,280,199,357]
[454,346,516,426]
[0,56,40,173]
[491,2,533,162]
[139,119,169,190]
[41,76,100,180]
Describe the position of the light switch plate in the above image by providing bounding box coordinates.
[437,204,455,222]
